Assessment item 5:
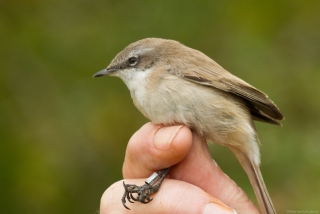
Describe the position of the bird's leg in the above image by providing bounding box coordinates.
[121,167,171,210]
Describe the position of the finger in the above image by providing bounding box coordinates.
[171,132,260,213]
[123,122,193,178]
[100,179,237,214]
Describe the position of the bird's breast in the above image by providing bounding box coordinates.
[128,74,254,147]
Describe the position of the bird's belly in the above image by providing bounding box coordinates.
[131,78,259,165]
[132,79,253,147]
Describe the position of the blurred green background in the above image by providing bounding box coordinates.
[1,1,320,213]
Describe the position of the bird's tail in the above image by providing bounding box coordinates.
[230,147,276,214]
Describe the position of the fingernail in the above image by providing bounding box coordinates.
[154,126,183,151]
[203,203,237,214]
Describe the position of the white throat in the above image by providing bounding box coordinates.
[114,68,153,115]
[116,68,151,92]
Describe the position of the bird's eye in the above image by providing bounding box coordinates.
[128,57,138,66]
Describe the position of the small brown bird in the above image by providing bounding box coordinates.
[94,38,284,214]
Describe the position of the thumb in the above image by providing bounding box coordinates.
[123,122,193,178]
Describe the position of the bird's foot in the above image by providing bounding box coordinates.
[121,168,170,210]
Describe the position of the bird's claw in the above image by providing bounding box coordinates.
[121,168,170,210]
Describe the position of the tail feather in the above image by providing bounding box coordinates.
[230,147,276,214]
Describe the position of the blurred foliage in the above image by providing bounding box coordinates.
[1,0,320,213]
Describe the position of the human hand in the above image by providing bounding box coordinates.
[100,123,260,214]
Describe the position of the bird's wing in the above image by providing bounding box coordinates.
[170,58,284,124]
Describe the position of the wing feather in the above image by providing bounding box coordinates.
[170,56,284,123]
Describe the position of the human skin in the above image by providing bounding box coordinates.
[100,123,260,214]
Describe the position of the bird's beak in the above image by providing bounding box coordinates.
[93,67,118,78]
